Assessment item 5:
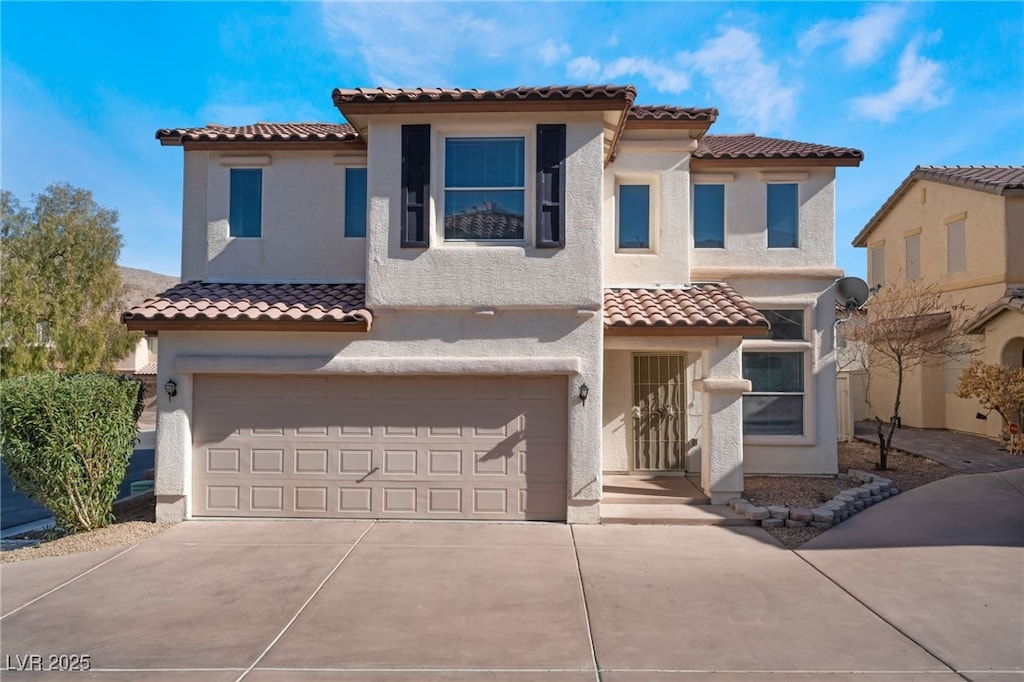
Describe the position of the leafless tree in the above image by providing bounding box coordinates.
[847,276,973,469]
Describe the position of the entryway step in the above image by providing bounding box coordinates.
[602,475,710,505]
[601,503,756,526]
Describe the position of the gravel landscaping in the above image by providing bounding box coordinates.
[748,440,959,549]
[1,441,959,562]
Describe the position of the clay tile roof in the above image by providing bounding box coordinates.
[134,362,158,376]
[628,105,718,122]
[122,282,371,331]
[854,166,1024,246]
[694,134,864,162]
[332,84,636,108]
[156,123,360,145]
[444,201,524,240]
[966,287,1024,333]
[603,285,769,332]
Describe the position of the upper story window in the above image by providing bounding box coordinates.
[869,244,885,288]
[444,137,525,241]
[766,183,798,248]
[618,183,651,250]
[947,219,965,273]
[229,168,262,238]
[693,184,725,249]
[762,309,805,340]
[344,167,367,238]
[905,233,921,280]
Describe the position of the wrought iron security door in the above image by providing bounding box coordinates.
[632,354,686,471]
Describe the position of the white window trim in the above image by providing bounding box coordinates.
[615,174,660,254]
[226,166,265,240]
[338,163,368,241]
[742,304,815,445]
[692,182,727,250]
[434,127,533,247]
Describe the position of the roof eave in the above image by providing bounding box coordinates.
[692,156,862,170]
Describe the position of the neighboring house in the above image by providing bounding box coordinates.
[124,85,863,524]
[114,266,179,398]
[852,166,1024,438]
[835,304,869,441]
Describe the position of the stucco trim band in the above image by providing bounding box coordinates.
[173,355,582,376]
[693,378,752,394]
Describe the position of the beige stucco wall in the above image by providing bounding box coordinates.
[363,113,605,309]
[154,308,604,523]
[860,179,1021,436]
[180,150,369,283]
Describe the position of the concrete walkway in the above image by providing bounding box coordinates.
[855,420,1024,473]
[3,478,1021,682]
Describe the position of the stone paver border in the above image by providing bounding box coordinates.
[729,469,900,529]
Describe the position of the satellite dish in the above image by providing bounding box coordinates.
[835,276,870,312]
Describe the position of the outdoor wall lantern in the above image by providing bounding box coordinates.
[164,378,178,401]
[578,382,589,406]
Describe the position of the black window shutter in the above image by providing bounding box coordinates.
[536,124,566,248]
[401,124,430,247]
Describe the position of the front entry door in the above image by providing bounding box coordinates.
[632,354,687,471]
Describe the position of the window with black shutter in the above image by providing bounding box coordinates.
[401,124,430,247]
[535,124,566,248]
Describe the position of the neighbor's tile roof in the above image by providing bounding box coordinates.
[444,202,524,241]
[156,123,360,145]
[604,285,768,331]
[122,282,371,329]
[967,287,1024,333]
[854,166,1024,245]
[332,84,636,107]
[628,105,718,122]
[135,362,158,376]
[694,134,864,162]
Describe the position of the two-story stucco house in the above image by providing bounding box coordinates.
[852,166,1024,438]
[124,85,863,524]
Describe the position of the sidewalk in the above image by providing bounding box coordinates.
[855,420,1024,473]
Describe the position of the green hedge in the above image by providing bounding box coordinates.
[1,372,144,532]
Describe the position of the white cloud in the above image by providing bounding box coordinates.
[538,39,570,67]
[320,2,537,86]
[681,28,799,132]
[851,38,950,123]
[800,5,908,66]
[566,55,689,94]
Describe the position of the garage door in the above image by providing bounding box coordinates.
[192,374,568,520]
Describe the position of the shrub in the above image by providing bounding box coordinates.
[1,372,144,532]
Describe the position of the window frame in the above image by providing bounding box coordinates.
[946,218,966,273]
[742,304,814,444]
[766,182,799,249]
[441,134,528,244]
[693,183,726,249]
[615,175,659,253]
[342,165,368,239]
[228,168,264,239]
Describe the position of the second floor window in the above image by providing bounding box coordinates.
[766,183,798,248]
[947,219,965,273]
[444,137,525,241]
[869,245,885,289]
[693,184,725,249]
[618,184,651,249]
[906,233,921,280]
[229,168,262,238]
[344,167,367,238]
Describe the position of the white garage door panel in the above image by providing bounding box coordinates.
[192,375,568,520]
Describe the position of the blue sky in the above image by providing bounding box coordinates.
[2,2,1021,279]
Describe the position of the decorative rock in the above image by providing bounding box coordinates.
[835,493,857,507]
[789,507,814,523]
[871,495,883,504]
[891,487,900,495]
[849,469,875,483]
[767,505,789,519]
[785,519,808,528]
[810,521,833,529]
[855,487,872,499]
[743,505,770,521]
[874,480,892,492]
[840,489,862,498]
[761,518,785,528]
[812,508,834,523]
[727,498,745,512]
[854,500,866,511]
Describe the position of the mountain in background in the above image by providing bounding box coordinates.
[119,266,179,309]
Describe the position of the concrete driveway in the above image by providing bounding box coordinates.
[2,472,1021,681]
